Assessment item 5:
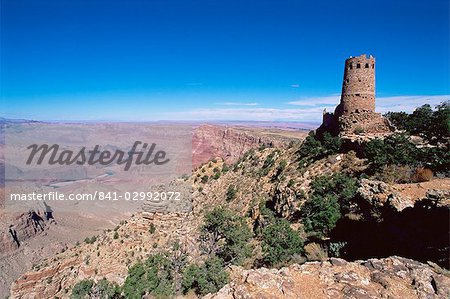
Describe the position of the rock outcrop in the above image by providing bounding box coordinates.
[192,124,305,167]
[0,205,54,254]
[358,178,450,212]
[208,256,450,299]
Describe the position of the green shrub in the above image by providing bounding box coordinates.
[200,207,252,265]
[201,175,209,183]
[182,256,229,295]
[91,278,121,299]
[255,202,276,235]
[122,254,174,299]
[149,223,156,234]
[278,160,287,171]
[310,173,358,213]
[328,241,347,258]
[386,101,449,144]
[297,133,323,166]
[225,185,237,202]
[353,126,365,135]
[321,132,342,154]
[364,133,419,171]
[297,132,341,168]
[262,219,304,266]
[272,160,287,180]
[122,262,146,298]
[429,101,450,143]
[71,279,94,299]
[420,146,450,174]
[84,236,97,244]
[222,164,229,173]
[260,152,277,176]
[301,195,341,238]
[385,111,409,130]
[287,179,295,188]
[364,132,448,175]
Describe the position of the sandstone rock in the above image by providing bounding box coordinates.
[271,184,299,219]
[425,189,450,207]
[0,205,54,255]
[358,178,450,212]
[192,125,304,168]
[208,257,450,299]
[358,179,390,207]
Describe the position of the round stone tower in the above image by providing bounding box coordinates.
[318,54,393,136]
[338,54,375,116]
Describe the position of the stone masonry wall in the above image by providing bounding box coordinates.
[339,111,392,135]
[338,54,376,116]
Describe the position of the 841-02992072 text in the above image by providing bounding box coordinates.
[9,191,182,201]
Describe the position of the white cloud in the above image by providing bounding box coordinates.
[288,94,449,113]
[165,107,324,122]
[375,95,449,113]
[288,95,340,107]
[217,102,259,106]
[163,95,449,122]
[290,84,300,88]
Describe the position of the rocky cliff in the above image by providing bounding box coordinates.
[0,205,54,254]
[192,124,305,167]
[0,204,56,298]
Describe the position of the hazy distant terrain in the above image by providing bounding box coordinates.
[0,120,308,297]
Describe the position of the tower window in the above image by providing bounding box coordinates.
[372,64,374,68]
[349,64,353,70]
[356,63,361,68]
[365,63,369,68]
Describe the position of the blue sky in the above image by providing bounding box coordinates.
[1,0,449,122]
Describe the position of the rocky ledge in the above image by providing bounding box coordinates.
[207,256,450,299]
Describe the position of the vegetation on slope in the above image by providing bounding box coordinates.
[70,101,449,298]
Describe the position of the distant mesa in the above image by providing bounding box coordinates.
[318,54,394,136]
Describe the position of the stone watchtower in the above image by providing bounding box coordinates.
[337,55,375,115]
[320,54,392,136]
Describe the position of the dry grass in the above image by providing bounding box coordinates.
[412,167,433,182]
[374,165,413,184]
[304,243,328,262]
